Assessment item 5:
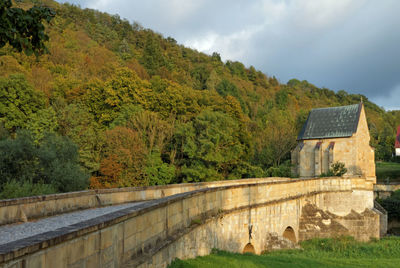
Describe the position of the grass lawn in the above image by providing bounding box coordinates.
[376,162,400,183]
[169,237,400,268]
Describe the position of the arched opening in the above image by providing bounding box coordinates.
[243,243,255,254]
[282,226,296,243]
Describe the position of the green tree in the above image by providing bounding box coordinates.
[38,133,89,192]
[0,0,55,56]
[0,74,45,132]
[57,104,105,173]
[145,150,175,185]
[253,109,297,168]
[81,69,152,125]
[372,123,395,161]
[140,34,165,75]
[216,79,239,97]
[191,65,210,90]
[0,130,89,193]
[126,110,174,153]
[205,69,221,91]
[226,61,247,79]
[216,79,247,114]
[26,107,58,143]
[275,89,289,109]
[174,110,250,182]
[110,104,143,128]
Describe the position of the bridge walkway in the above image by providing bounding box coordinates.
[0,201,146,247]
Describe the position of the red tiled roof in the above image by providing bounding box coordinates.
[396,126,400,148]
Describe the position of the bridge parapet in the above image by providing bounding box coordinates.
[0,176,379,268]
[0,177,288,226]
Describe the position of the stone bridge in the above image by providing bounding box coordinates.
[0,176,386,268]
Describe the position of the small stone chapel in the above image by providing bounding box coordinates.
[291,102,375,180]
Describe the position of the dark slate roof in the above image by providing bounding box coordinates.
[297,103,362,140]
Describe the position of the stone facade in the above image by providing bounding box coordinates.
[292,103,375,181]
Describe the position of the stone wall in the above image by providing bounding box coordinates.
[298,203,380,242]
[0,177,381,268]
[374,183,400,199]
[354,106,376,179]
[0,178,287,226]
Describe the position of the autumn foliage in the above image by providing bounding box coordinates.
[0,0,399,194]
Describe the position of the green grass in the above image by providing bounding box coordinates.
[376,162,400,182]
[169,237,400,268]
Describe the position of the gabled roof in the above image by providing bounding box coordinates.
[396,126,400,149]
[297,103,362,140]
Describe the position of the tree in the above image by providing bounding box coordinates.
[145,150,175,186]
[140,34,165,75]
[80,69,152,125]
[216,79,239,97]
[98,127,147,187]
[126,110,174,153]
[0,74,46,132]
[57,104,105,173]
[26,106,58,143]
[0,130,89,193]
[174,110,251,182]
[253,108,297,168]
[0,0,55,56]
[216,79,247,114]
[37,132,90,192]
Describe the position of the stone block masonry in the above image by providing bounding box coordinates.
[0,176,383,268]
[0,177,287,226]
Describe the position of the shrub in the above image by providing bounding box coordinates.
[0,179,56,199]
[320,162,347,177]
[266,160,292,177]
[378,189,400,221]
[0,130,89,195]
[331,161,347,176]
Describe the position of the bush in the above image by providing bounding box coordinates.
[0,130,89,195]
[376,162,400,182]
[331,161,347,176]
[320,162,347,177]
[378,189,400,221]
[0,179,56,199]
[37,133,89,192]
[266,161,292,177]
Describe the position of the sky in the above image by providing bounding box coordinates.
[57,0,400,110]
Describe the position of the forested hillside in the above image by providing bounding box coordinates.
[1,0,399,197]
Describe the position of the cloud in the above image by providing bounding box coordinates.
[184,25,264,61]
[372,84,400,111]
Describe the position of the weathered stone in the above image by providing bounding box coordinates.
[292,103,375,180]
[0,176,384,268]
[264,232,299,251]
